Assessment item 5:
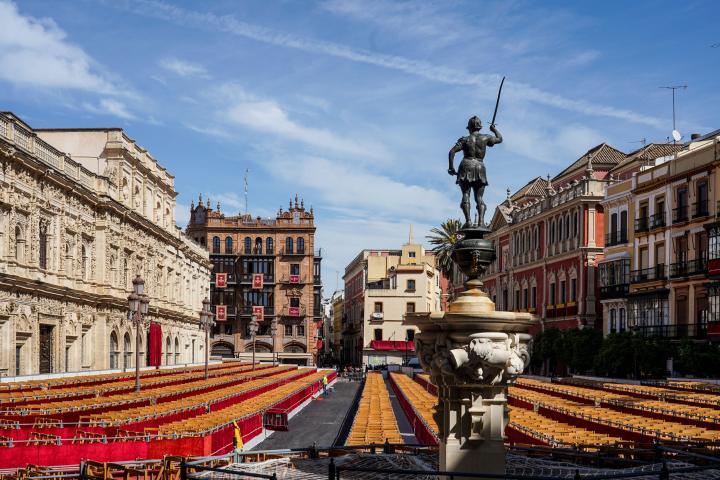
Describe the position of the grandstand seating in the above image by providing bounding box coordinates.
[389,373,438,445]
[508,409,624,449]
[346,373,402,446]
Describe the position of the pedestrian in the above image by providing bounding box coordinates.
[322,375,328,396]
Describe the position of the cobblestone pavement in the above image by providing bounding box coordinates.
[198,453,720,479]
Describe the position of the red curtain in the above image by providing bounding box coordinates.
[149,322,162,367]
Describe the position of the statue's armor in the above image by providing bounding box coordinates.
[455,133,493,187]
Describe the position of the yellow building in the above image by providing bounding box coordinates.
[342,239,441,367]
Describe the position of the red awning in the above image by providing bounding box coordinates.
[149,322,162,367]
[370,340,415,351]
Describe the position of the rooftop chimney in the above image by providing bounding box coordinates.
[690,133,702,140]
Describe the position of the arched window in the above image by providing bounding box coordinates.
[609,309,617,333]
[244,237,252,254]
[174,337,180,364]
[549,221,555,243]
[110,332,119,369]
[39,221,48,270]
[14,225,24,262]
[212,236,221,254]
[254,237,262,254]
[285,237,293,254]
[123,332,131,370]
[165,337,172,365]
[619,308,626,332]
[266,237,274,254]
[109,255,117,286]
[565,214,570,238]
[558,217,564,240]
[225,236,233,254]
[65,241,74,276]
[297,237,305,254]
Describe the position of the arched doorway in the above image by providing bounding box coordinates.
[246,342,272,353]
[165,336,172,365]
[123,333,131,370]
[174,337,180,365]
[109,332,118,369]
[211,341,234,358]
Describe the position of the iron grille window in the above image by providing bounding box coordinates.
[244,237,252,254]
[212,236,221,254]
[297,237,305,254]
[285,237,293,254]
[628,294,669,327]
[266,237,274,254]
[225,237,233,254]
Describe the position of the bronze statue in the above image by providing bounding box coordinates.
[448,77,505,229]
[448,116,502,228]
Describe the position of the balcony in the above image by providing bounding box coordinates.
[630,264,666,284]
[670,258,708,278]
[672,205,689,224]
[238,273,275,283]
[634,323,707,339]
[281,305,307,317]
[369,312,384,321]
[692,200,710,219]
[211,304,237,317]
[238,305,275,316]
[279,274,307,284]
[313,274,322,285]
[211,272,237,285]
[634,217,649,233]
[599,284,630,300]
[279,247,307,256]
[649,212,666,230]
[605,232,628,247]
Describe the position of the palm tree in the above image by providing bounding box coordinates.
[426,219,462,276]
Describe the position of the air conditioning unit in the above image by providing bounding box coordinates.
[371,312,384,320]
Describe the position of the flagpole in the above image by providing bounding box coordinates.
[244,168,249,216]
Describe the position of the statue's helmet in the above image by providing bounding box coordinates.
[466,116,482,132]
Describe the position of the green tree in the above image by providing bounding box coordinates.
[426,219,463,276]
[559,328,603,375]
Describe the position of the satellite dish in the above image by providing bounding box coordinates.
[672,130,682,142]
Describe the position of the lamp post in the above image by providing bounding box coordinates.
[128,275,150,393]
[200,297,215,380]
[270,320,277,367]
[249,319,259,371]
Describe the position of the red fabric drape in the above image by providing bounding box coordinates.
[369,340,415,351]
[149,322,162,367]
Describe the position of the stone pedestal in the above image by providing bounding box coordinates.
[405,227,535,478]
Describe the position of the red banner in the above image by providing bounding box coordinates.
[252,273,264,289]
[252,306,264,322]
[216,305,227,321]
[709,259,720,277]
[149,322,162,367]
[369,340,415,351]
[289,274,300,283]
[215,273,227,288]
[289,307,300,316]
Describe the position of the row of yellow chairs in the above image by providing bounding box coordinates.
[4,366,292,416]
[510,386,720,442]
[85,367,301,426]
[346,373,402,446]
[509,409,624,448]
[389,373,439,435]
[157,370,334,436]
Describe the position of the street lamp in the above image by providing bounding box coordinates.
[249,319,259,371]
[128,275,149,393]
[270,320,278,367]
[200,297,215,380]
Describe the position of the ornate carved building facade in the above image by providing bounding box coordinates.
[185,197,322,366]
[482,143,627,333]
[0,112,211,377]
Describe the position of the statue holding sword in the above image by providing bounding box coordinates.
[448,77,505,228]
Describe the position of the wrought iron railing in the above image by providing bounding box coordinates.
[672,205,689,223]
[692,200,709,218]
[634,217,649,233]
[670,258,707,278]
[630,264,666,283]
[649,212,665,229]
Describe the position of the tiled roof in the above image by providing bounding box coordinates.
[552,143,626,182]
[611,143,684,173]
[510,176,549,203]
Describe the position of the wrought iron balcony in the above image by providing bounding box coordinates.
[279,247,306,256]
[238,305,275,316]
[649,212,665,230]
[313,274,322,285]
[692,200,709,218]
[634,323,707,339]
[634,217,649,233]
[599,283,629,299]
[238,273,275,283]
[279,274,307,284]
[670,258,708,278]
[630,264,666,283]
[281,305,307,317]
[211,272,237,284]
[605,232,628,246]
[672,205,689,224]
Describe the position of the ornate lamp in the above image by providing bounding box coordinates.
[200,297,215,380]
[128,275,149,392]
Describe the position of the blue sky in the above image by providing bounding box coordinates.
[1,0,718,291]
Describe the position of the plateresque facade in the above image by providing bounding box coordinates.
[0,112,211,377]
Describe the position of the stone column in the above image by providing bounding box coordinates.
[407,226,536,478]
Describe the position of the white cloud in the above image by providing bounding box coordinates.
[564,50,601,67]
[0,0,120,94]
[159,57,210,78]
[119,0,664,128]
[83,98,136,120]
[271,155,456,222]
[501,122,605,165]
[200,84,390,161]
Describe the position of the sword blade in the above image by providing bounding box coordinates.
[490,76,505,126]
